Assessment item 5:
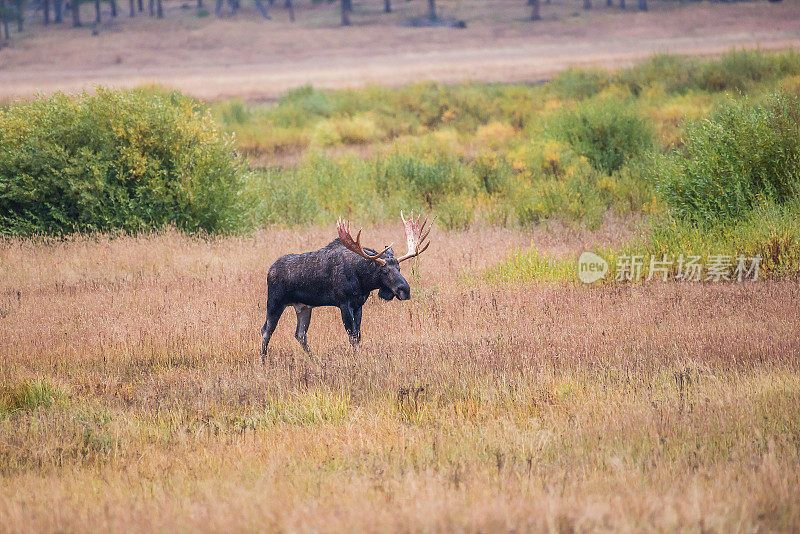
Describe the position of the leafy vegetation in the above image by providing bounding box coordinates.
[212,49,800,232]
[3,49,800,283]
[658,92,800,224]
[0,88,252,235]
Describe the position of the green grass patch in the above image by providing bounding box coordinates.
[484,246,575,284]
[0,379,66,414]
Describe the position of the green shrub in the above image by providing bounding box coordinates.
[548,97,654,174]
[270,85,335,128]
[381,153,477,208]
[658,92,800,224]
[550,68,610,100]
[645,200,800,280]
[618,50,800,95]
[254,168,319,226]
[0,88,253,235]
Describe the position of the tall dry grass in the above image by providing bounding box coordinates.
[1,225,799,532]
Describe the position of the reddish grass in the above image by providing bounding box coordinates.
[1,225,798,531]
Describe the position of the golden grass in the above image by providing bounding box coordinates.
[1,224,799,531]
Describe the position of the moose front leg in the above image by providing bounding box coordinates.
[353,305,362,340]
[293,304,313,353]
[339,302,360,347]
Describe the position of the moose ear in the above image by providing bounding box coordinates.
[383,247,395,258]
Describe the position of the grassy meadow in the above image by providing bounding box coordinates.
[2,228,800,531]
[2,49,800,531]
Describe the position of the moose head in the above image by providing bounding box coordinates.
[336,211,431,302]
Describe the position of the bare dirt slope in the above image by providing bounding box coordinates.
[1,0,799,101]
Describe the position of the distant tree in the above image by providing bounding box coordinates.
[0,0,10,39]
[137,0,141,11]
[54,0,63,21]
[12,0,25,32]
[110,0,117,16]
[284,0,293,21]
[384,0,390,13]
[72,0,81,26]
[253,0,270,18]
[129,0,134,15]
[44,0,50,24]
[156,0,162,17]
[427,0,436,20]
[638,0,645,9]
[529,0,540,20]
[583,0,591,9]
[340,0,349,25]
[148,0,153,15]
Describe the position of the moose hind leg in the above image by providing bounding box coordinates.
[260,304,285,364]
[293,304,313,353]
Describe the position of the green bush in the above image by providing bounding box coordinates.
[550,68,610,100]
[548,97,654,174]
[658,92,800,224]
[0,88,253,235]
[618,50,800,95]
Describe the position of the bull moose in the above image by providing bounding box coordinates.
[260,212,432,362]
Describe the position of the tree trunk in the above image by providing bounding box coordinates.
[129,0,134,15]
[583,0,590,9]
[72,0,81,25]
[427,0,436,20]
[340,0,349,25]
[530,0,540,20]
[253,0,269,17]
[54,0,62,21]
[214,0,221,16]
[94,0,100,22]
[638,0,646,10]
[156,0,162,17]
[110,0,117,16]
[384,0,390,13]
[0,0,9,38]
[606,0,612,6]
[2,3,9,40]
[17,6,23,31]
[137,0,142,11]
[619,0,625,9]
[44,0,51,24]
[285,0,293,21]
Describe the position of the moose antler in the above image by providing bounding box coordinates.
[337,217,392,266]
[397,211,432,263]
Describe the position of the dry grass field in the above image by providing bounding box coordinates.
[1,224,799,531]
[1,0,800,100]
